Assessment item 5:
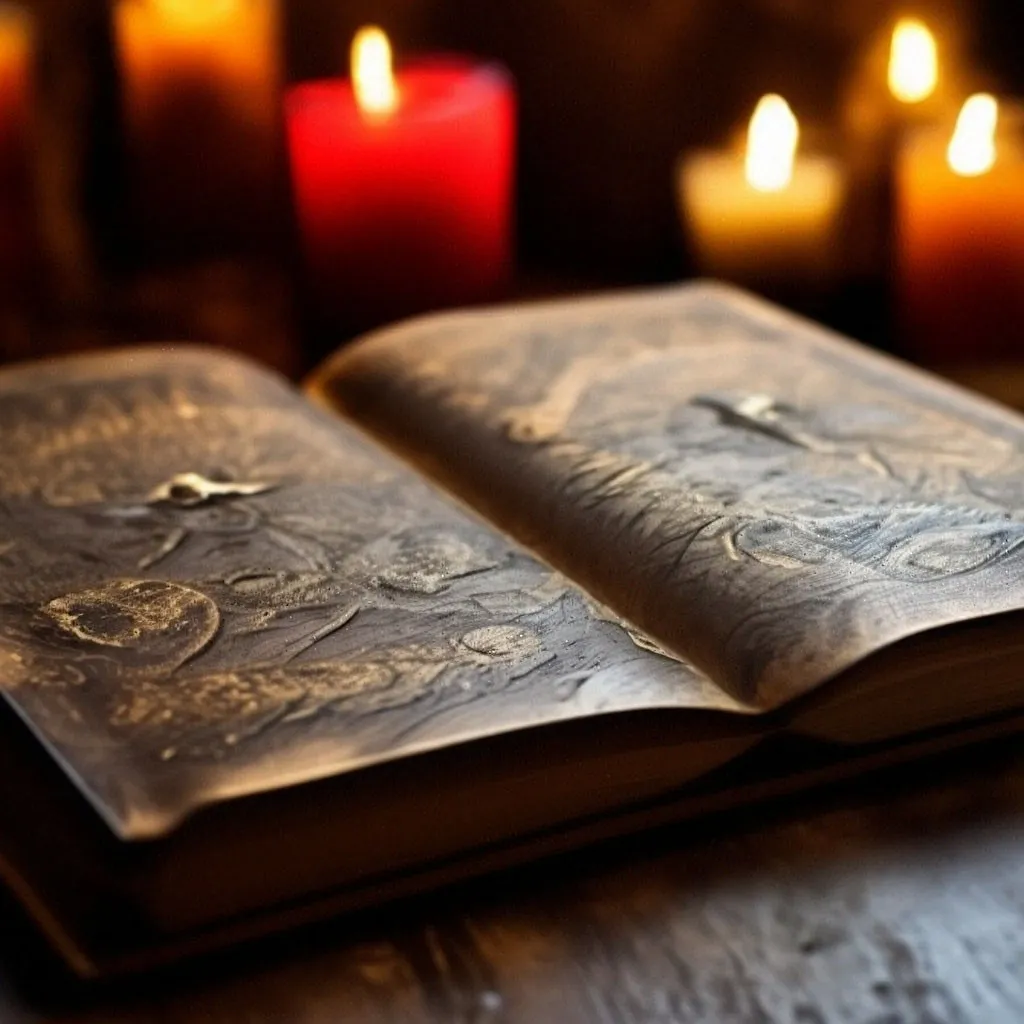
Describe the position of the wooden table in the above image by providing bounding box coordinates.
[2,733,1023,1024]
[3,312,1024,1022]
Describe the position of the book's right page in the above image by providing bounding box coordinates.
[313,283,1024,710]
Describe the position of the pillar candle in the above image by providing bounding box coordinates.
[897,95,1024,362]
[677,95,845,295]
[0,4,32,303]
[113,0,282,257]
[285,28,516,332]
[842,17,957,282]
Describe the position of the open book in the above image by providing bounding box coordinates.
[4,282,1024,976]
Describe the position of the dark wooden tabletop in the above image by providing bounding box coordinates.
[1,732,1023,1024]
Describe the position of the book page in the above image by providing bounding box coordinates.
[0,347,746,841]
[315,283,1024,709]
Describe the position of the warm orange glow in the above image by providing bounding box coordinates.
[745,94,798,193]
[947,93,998,177]
[0,6,30,63]
[889,18,938,104]
[151,0,238,27]
[351,26,398,117]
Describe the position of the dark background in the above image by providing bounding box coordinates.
[7,0,1024,372]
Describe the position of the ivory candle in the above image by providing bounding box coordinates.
[113,0,282,256]
[677,95,845,293]
[897,94,1024,362]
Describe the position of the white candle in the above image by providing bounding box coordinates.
[677,95,846,293]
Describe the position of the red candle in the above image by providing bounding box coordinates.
[285,27,515,329]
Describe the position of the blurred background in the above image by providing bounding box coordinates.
[3,0,1024,380]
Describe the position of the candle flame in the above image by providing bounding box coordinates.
[889,18,938,104]
[352,26,398,117]
[745,95,798,193]
[947,93,998,177]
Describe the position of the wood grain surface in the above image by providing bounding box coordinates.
[2,735,1023,1023]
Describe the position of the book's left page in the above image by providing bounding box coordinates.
[0,347,747,842]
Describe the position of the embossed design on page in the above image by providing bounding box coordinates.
[326,286,1024,705]
[0,350,722,837]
